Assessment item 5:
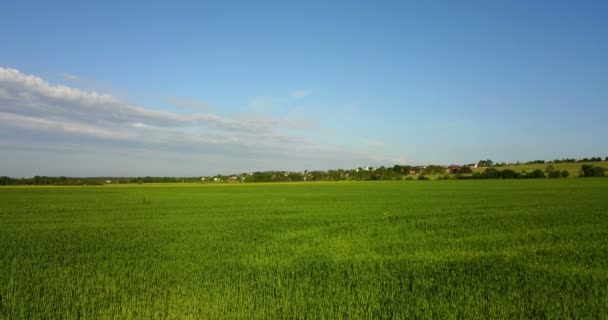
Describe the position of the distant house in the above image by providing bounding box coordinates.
[408,167,427,175]
[227,176,239,183]
[446,165,460,174]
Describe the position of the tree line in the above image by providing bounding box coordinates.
[1,156,606,185]
[0,176,203,186]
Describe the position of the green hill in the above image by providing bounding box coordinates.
[474,161,608,177]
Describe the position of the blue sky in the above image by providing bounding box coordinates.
[1,1,607,176]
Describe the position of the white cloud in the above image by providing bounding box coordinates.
[0,66,405,175]
[0,67,282,133]
[0,88,9,99]
[0,112,133,140]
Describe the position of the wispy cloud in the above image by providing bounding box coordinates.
[59,71,130,99]
[361,138,391,149]
[290,89,313,98]
[248,96,274,111]
[166,96,209,112]
[0,66,405,175]
[61,72,81,82]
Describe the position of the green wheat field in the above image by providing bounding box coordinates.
[1,179,607,319]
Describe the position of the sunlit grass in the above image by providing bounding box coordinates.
[1,179,607,318]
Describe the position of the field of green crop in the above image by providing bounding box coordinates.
[1,180,607,319]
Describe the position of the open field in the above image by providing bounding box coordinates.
[1,180,607,319]
[473,160,608,177]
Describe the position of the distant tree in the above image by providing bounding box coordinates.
[526,169,546,179]
[471,172,483,179]
[426,165,445,174]
[373,166,393,180]
[501,169,519,179]
[561,170,570,178]
[546,165,562,178]
[309,171,328,181]
[287,172,304,182]
[580,165,606,177]
[526,160,546,165]
[393,165,412,175]
[417,175,429,180]
[477,159,494,167]
[580,165,592,177]
[327,170,343,181]
[483,168,501,179]
[453,166,472,174]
